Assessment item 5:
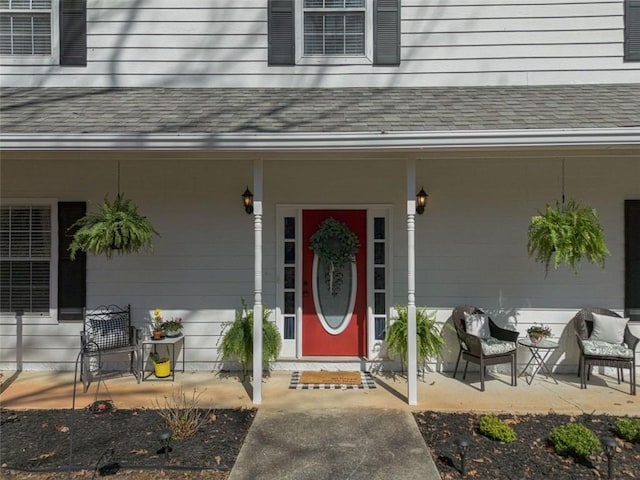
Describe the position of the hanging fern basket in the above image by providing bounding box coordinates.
[527,199,609,274]
[69,194,159,260]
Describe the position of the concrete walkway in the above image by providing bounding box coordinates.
[2,369,637,479]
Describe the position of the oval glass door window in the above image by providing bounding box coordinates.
[312,255,357,335]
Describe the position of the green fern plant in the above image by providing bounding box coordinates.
[527,199,609,274]
[220,299,281,378]
[386,305,446,365]
[69,194,158,260]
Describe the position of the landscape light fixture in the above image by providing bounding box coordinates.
[416,187,429,215]
[454,435,472,477]
[602,436,617,479]
[242,187,254,214]
[157,428,173,460]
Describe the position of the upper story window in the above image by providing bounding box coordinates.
[0,0,58,64]
[303,0,366,57]
[268,0,400,66]
[1,0,86,66]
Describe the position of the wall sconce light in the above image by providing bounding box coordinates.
[416,187,429,215]
[242,186,254,214]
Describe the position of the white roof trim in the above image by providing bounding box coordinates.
[1,128,640,151]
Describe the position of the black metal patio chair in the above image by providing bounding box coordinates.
[80,304,140,393]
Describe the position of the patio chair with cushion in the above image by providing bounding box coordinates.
[80,304,141,393]
[572,307,638,395]
[452,305,519,391]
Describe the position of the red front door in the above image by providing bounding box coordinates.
[302,210,367,356]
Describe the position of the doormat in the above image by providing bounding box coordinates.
[289,371,376,390]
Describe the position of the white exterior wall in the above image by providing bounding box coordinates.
[1,0,639,88]
[1,151,639,372]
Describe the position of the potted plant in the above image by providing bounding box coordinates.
[526,324,552,346]
[68,193,158,260]
[527,199,609,274]
[151,308,164,339]
[161,316,183,337]
[149,350,171,378]
[386,305,447,374]
[219,299,281,379]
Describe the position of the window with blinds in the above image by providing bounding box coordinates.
[0,0,52,56]
[0,205,51,314]
[303,0,365,56]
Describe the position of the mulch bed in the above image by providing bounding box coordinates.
[1,407,255,479]
[2,407,639,479]
[415,411,640,480]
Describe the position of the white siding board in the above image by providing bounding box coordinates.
[89,21,266,36]
[402,17,621,33]
[89,48,266,62]
[402,30,623,45]
[87,34,265,49]
[88,8,266,23]
[403,4,623,18]
[91,0,262,8]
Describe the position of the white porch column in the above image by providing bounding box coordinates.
[406,159,418,405]
[252,159,264,404]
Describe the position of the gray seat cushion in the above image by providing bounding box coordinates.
[582,340,634,359]
[480,338,516,356]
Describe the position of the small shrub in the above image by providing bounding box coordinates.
[549,423,602,459]
[615,417,640,442]
[153,386,212,439]
[478,414,517,443]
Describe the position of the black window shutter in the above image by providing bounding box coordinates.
[626,0,640,61]
[268,0,295,66]
[625,200,640,321]
[60,0,87,66]
[374,0,401,65]
[58,202,86,321]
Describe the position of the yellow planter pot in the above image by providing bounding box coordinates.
[153,358,171,378]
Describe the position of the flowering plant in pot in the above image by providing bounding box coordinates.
[526,324,552,345]
[151,308,164,339]
[161,317,183,337]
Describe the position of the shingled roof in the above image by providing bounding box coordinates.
[2,85,639,135]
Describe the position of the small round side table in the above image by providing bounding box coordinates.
[518,337,559,385]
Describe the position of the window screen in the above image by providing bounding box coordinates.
[0,0,52,56]
[303,0,365,56]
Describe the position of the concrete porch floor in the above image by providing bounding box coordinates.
[1,369,637,415]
